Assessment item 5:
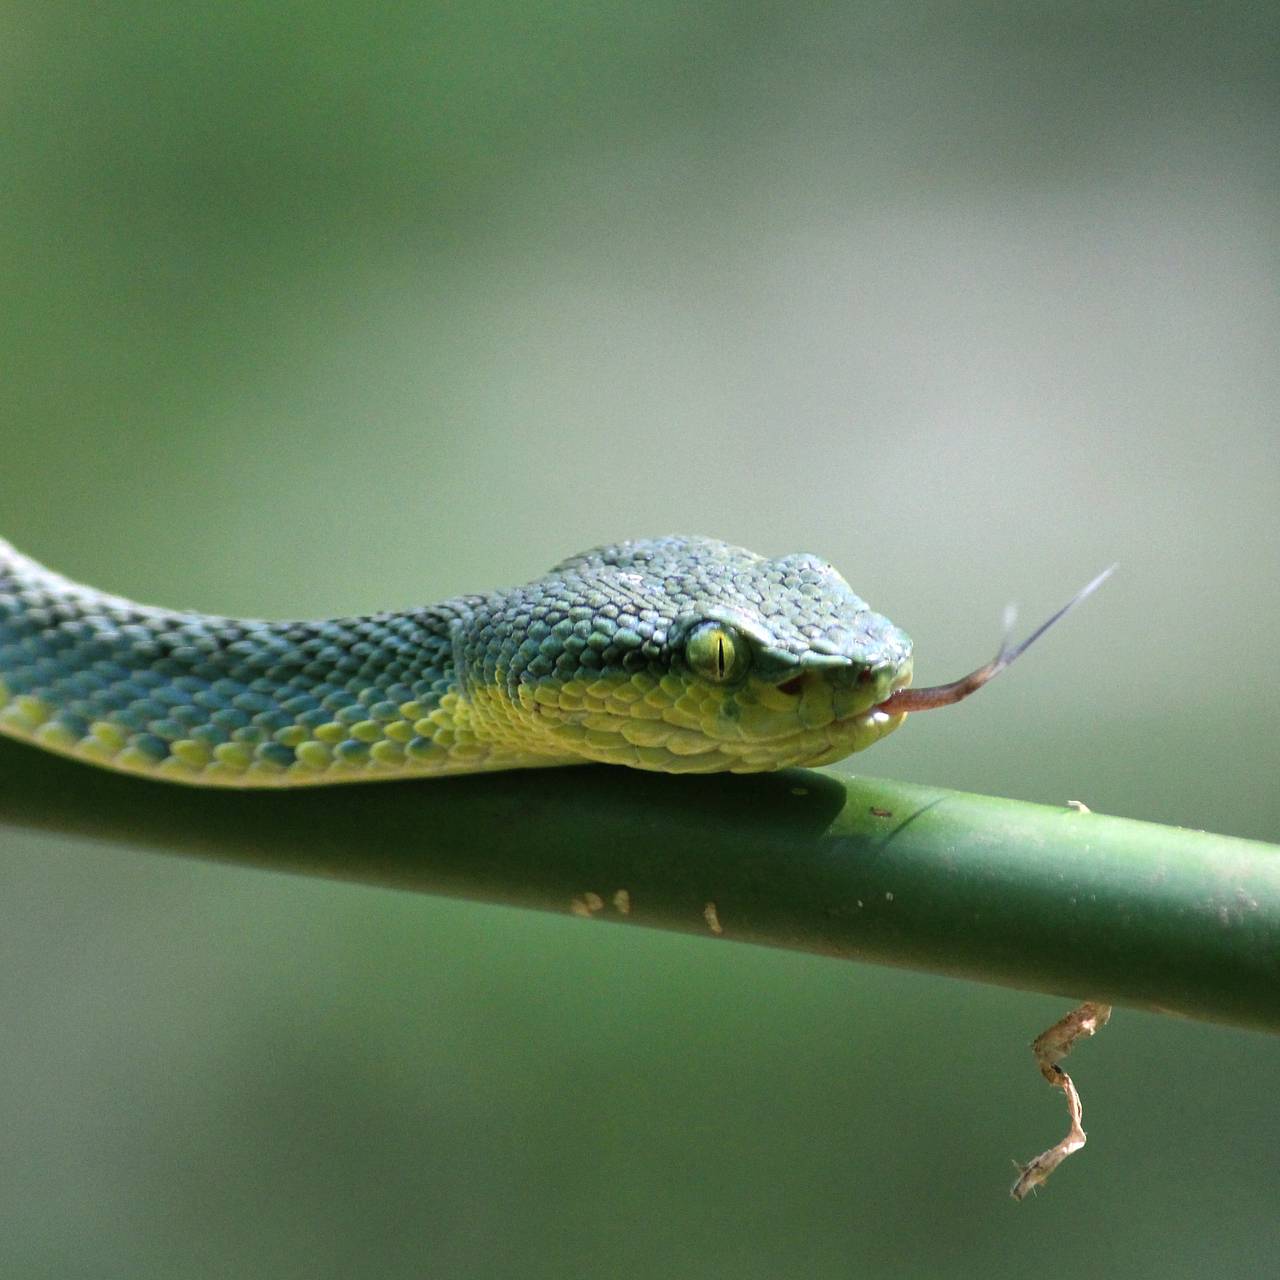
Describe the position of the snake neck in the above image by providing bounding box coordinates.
[0,543,564,786]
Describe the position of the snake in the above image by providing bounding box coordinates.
[0,535,1109,788]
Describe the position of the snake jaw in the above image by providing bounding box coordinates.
[464,648,916,776]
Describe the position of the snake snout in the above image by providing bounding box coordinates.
[776,654,896,696]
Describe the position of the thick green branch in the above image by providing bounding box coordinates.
[2,737,1276,1032]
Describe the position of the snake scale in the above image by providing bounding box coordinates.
[0,535,1106,788]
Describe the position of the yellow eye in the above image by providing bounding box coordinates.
[685,623,746,684]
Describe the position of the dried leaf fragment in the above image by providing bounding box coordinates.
[1011,1001,1112,1200]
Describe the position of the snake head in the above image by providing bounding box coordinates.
[459,537,915,773]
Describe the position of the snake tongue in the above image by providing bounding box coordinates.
[874,565,1115,716]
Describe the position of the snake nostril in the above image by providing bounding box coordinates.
[777,675,806,697]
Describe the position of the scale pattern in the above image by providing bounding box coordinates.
[0,536,913,786]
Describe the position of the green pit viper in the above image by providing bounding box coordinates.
[0,535,1108,787]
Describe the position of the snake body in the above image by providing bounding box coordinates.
[0,536,913,786]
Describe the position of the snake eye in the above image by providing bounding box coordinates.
[685,622,748,684]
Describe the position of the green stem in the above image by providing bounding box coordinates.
[3,737,1277,1032]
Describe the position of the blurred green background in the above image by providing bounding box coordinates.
[2,3,1277,1276]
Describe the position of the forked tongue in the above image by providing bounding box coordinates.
[876,565,1116,715]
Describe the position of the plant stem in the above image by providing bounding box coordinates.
[2,738,1276,1032]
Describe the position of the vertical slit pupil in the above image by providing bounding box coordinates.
[717,635,725,677]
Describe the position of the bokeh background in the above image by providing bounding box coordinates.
[2,3,1278,1276]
